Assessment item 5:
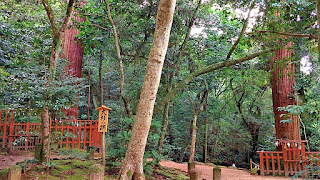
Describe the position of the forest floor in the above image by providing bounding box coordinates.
[160,160,302,180]
[0,151,302,180]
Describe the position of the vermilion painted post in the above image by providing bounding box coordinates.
[2,111,8,148]
[26,122,30,150]
[84,121,87,149]
[8,111,14,151]
[277,152,281,175]
[259,152,265,176]
[266,153,270,175]
[54,121,58,150]
[72,126,75,149]
[66,125,69,149]
[89,121,92,146]
[271,153,275,175]
[77,121,80,149]
[60,126,63,148]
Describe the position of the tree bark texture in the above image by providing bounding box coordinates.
[40,107,50,163]
[61,6,85,119]
[189,113,198,162]
[270,41,301,141]
[117,0,176,179]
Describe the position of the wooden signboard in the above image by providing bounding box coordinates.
[96,105,112,132]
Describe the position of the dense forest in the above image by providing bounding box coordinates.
[0,0,320,179]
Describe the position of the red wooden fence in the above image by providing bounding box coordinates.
[0,110,101,151]
[258,140,320,177]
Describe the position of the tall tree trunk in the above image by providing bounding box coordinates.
[118,0,176,179]
[270,41,301,143]
[61,8,85,119]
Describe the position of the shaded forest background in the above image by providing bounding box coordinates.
[1,0,320,170]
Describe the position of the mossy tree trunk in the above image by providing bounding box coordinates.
[117,0,176,179]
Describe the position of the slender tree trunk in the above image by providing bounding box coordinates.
[99,50,103,105]
[157,70,173,155]
[270,41,301,143]
[40,107,50,163]
[157,102,170,156]
[105,0,133,119]
[189,113,198,162]
[118,1,176,179]
[87,68,91,119]
[179,140,190,162]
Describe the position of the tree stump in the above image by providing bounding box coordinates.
[188,161,196,174]
[89,164,104,180]
[213,166,221,180]
[189,169,202,180]
[8,165,21,180]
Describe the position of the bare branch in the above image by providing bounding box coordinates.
[248,30,318,39]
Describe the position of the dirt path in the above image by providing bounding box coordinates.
[160,160,301,180]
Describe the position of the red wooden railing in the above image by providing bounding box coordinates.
[258,140,320,177]
[0,110,101,151]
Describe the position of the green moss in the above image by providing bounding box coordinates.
[156,167,189,180]
[0,169,8,180]
[72,159,93,168]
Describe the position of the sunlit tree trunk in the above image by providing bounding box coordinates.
[117,0,176,179]
[270,41,301,143]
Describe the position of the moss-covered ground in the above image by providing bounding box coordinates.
[10,158,188,180]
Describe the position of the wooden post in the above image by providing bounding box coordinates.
[96,105,112,169]
[102,131,105,167]
[189,169,202,180]
[213,167,221,180]
[8,165,21,180]
[188,161,195,174]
